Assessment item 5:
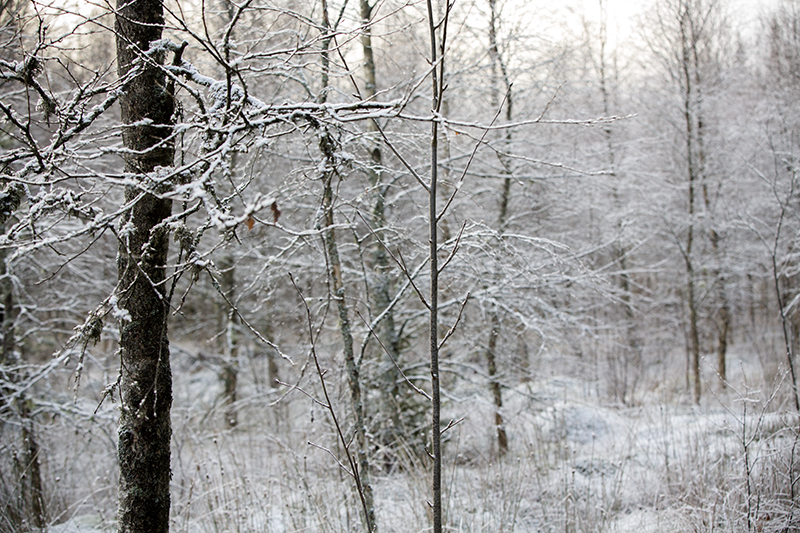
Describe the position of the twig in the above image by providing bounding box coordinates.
[438,221,466,275]
[438,292,469,351]
[290,273,373,533]
[356,210,429,309]
[355,309,432,401]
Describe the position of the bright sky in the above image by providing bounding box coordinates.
[575,0,782,45]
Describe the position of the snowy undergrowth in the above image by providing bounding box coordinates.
[19,343,800,533]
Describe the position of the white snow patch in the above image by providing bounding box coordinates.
[50,514,111,533]
[108,294,131,323]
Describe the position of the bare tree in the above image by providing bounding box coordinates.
[319,3,376,529]
[358,0,410,468]
[644,0,729,403]
[424,2,453,531]
[484,0,511,456]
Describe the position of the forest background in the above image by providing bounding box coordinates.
[1,0,800,531]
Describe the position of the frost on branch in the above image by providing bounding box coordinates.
[109,294,131,324]
[207,193,276,233]
[154,38,267,113]
[0,182,25,223]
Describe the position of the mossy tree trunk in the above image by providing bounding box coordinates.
[115,0,176,530]
[0,193,46,529]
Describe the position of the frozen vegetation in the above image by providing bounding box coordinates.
[2,0,800,531]
[13,336,800,532]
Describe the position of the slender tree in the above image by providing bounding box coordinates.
[644,0,728,403]
[485,0,511,456]
[678,0,702,404]
[319,128,376,532]
[319,2,376,529]
[359,0,406,465]
[425,1,449,531]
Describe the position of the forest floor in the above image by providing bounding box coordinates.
[24,340,800,533]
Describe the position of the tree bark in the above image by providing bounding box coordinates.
[678,4,702,404]
[319,7,376,528]
[320,130,376,532]
[220,255,239,427]
[115,0,175,530]
[485,0,511,456]
[425,1,444,530]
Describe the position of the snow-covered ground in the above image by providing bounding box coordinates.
[10,344,800,533]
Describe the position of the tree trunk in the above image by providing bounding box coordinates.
[0,194,46,529]
[485,313,508,454]
[708,226,730,390]
[0,224,15,365]
[485,0,511,456]
[679,8,702,404]
[424,1,444,530]
[115,0,175,530]
[320,130,376,532]
[319,7,375,528]
[694,25,730,389]
[267,334,280,389]
[219,255,239,427]
[687,270,702,403]
[360,0,405,466]
[19,396,46,529]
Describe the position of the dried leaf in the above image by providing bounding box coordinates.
[271,201,281,223]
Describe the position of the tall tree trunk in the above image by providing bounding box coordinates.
[320,129,376,532]
[679,8,702,404]
[218,0,240,428]
[360,0,404,464]
[115,0,176,530]
[485,0,511,456]
[692,28,730,389]
[424,1,445,530]
[319,6,375,528]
